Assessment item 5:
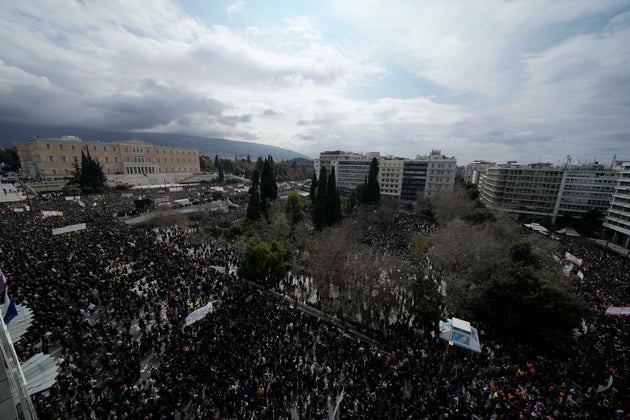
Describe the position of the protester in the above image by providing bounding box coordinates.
[0,191,627,418]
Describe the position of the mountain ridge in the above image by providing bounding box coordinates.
[0,122,313,161]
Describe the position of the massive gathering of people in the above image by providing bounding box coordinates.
[0,185,628,419]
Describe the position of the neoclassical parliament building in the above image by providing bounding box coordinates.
[16,136,200,185]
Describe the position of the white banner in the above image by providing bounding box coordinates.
[41,210,63,218]
[605,306,630,317]
[564,252,583,267]
[185,301,216,326]
[52,223,87,236]
[562,263,574,277]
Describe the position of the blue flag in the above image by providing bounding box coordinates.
[4,299,18,324]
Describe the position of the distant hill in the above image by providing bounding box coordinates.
[0,122,313,162]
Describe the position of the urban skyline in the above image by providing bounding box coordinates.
[1,1,629,165]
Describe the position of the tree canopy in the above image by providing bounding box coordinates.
[246,169,261,221]
[429,202,587,352]
[0,147,20,172]
[238,234,286,285]
[284,190,306,226]
[362,157,380,205]
[70,150,107,193]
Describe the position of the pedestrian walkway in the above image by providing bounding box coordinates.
[0,183,25,203]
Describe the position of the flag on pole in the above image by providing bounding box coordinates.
[3,298,18,324]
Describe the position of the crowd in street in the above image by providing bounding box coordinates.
[0,190,627,418]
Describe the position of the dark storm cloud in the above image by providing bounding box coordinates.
[85,78,226,131]
[260,109,280,117]
[217,114,253,126]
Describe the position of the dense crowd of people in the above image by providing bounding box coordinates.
[0,188,627,418]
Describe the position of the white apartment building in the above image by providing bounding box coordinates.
[424,149,457,198]
[603,161,630,249]
[478,162,620,223]
[463,160,497,185]
[379,157,405,198]
[314,149,456,200]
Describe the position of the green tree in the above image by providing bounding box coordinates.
[0,147,20,172]
[256,156,264,173]
[218,162,225,182]
[70,150,107,193]
[260,157,278,216]
[345,184,364,215]
[411,266,444,335]
[326,166,342,226]
[246,170,261,220]
[309,170,318,203]
[214,154,220,170]
[362,157,380,205]
[238,235,286,285]
[313,166,328,230]
[285,190,306,226]
[478,261,586,351]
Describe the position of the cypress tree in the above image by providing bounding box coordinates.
[260,157,278,216]
[313,166,328,231]
[218,162,224,182]
[246,169,261,220]
[326,166,342,225]
[309,170,318,203]
[256,156,264,173]
[364,157,380,205]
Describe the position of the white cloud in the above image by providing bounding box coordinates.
[0,0,628,164]
[227,1,246,19]
[285,17,322,41]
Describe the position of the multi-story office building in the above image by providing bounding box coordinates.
[334,158,373,194]
[378,157,405,198]
[314,151,380,194]
[602,161,630,249]
[314,151,368,178]
[314,149,456,200]
[424,149,457,198]
[400,160,428,200]
[463,160,496,185]
[478,162,620,223]
[16,136,200,185]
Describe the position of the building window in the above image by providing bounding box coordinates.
[103,146,107,151]
[46,143,51,149]
[48,155,54,162]
[113,146,116,151]
[51,168,57,175]
[71,145,76,151]
[104,157,109,163]
[59,144,63,150]
[93,146,97,151]
[61,156,67,162]
[114,157,118,163]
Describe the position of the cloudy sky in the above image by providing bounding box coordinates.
[1,0,629,164]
